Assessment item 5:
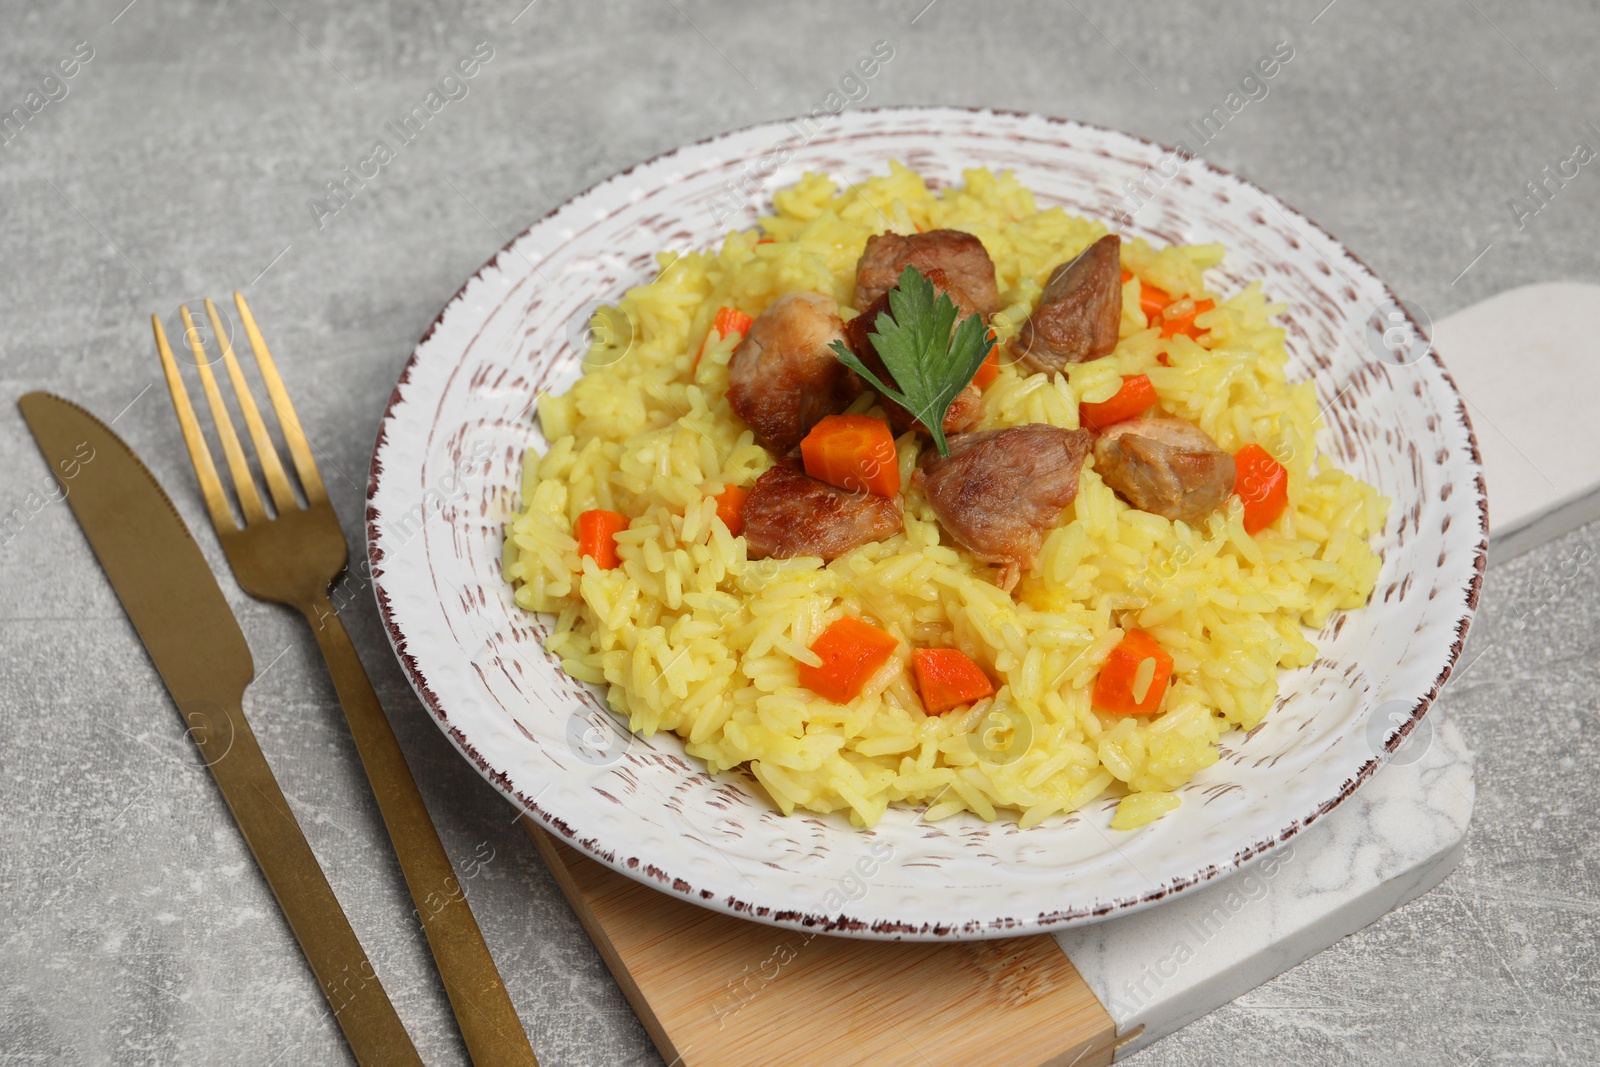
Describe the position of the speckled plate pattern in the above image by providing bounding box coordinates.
[365,107,1486,940]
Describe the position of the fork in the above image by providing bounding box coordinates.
[153,292,540,1067]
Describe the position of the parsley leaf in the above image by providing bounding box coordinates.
[827,265,995,457]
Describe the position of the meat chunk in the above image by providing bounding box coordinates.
[1093,417,1236,525]
[853,230,1001,319]
[727,292,861,454]
[915,425,1093,591]
[1015,235,1123,374]
[743,459,903,561]
[841,285,984,439]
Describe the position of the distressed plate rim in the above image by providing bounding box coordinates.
[366,106,1487,940]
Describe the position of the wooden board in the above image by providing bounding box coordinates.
[525,823,1120,1067]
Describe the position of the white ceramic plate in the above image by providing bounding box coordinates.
[366,107,1486,940]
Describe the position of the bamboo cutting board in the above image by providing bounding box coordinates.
[524,826,1121,1067]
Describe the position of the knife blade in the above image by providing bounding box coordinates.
[18,391,423,1067]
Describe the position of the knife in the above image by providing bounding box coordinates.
[18,392,423,1067]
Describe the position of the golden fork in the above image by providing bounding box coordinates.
[153,293,539,1067]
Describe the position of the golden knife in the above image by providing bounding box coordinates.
[18,391,423,1067]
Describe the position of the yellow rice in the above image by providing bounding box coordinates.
[503,163,1387,831]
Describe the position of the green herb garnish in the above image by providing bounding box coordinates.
[828,265,995,458]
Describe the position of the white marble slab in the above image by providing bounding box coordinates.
[1056,714,1474,1058]
[1429,281,1600,562]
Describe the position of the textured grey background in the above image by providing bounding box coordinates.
[1,0,1596,1064]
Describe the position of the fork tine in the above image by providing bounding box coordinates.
[181,304,268,525]
[206,298,298,513]
[152,315,238,536]
[233,291,328,506]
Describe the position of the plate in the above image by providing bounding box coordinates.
[366,107,1486,939]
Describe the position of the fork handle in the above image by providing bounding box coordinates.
[301,592,540,1067]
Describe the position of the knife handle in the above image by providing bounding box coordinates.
[185,696,423,1066]
[301,594,540,1067]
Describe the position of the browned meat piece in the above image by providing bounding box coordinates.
[743,459,903,561]
[914,425,1093,591]
[841,283,984,439]
[727,292,861,454]
[1093,417,1236,525]
[853,229,1001,318]
[1015,234,1123,374]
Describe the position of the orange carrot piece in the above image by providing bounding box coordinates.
[1234,444,1289,534]
[911,648,995,714]
[1139,283,1172,325]
[972,348,1001,388]
[1080,374,1157,431]
[799,414,900,498]
[1159,298,1215,340]
[714,305,753,338]
[797,617,899,704]
[972,330,1002,388]
[575,509,628,570]
[1092,629,1174,716]
[1120,268,1134,284]
[694,305,754,369]
[713,485,749,536]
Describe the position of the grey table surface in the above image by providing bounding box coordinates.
[2,1,1596,1064]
